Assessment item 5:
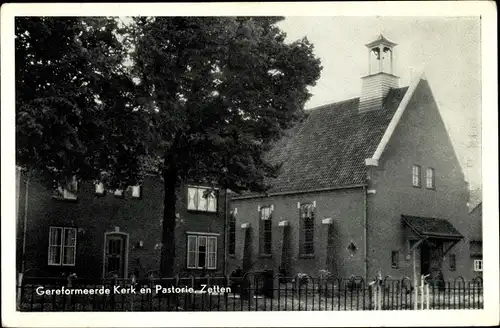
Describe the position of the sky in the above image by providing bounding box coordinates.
[278,16,482,190]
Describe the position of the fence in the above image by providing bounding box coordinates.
[17,273,483,312]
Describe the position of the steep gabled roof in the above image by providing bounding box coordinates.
[244,86,409,196]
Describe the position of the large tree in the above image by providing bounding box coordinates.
[132,17,322,276]
[16,17,146,189]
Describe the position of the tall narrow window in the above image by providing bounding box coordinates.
[48,227,77,266]
[228,212,236,255]
[426,167,435,189]
[391,250,399,268]
[186,234,217,269]
[412,165,421,187]
[449,254,456,271]
[300,203,315,256]
[259,206,273,255]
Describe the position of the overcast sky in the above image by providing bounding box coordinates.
[278,16,481,189]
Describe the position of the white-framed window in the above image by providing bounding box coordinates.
[473,259,483,272]
[48,227,77,266]
[259,205,273,255]
[53,176,78,200]
[187,234,217,269]
[299,203,315,256]
[187,186,217,212]
[426,167,435,189]
[412,165,421,187]
[95,182,105,195]
[131,185,141,198]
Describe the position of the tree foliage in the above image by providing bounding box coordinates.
[132,17,322,275]
[15,16,322,276]
[16,17,146,188]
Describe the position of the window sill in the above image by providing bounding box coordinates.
[186,209,218,215]
[412,185,422,188]
[258,254,272,259]
[52,196,79,203]
[299,254,315,259]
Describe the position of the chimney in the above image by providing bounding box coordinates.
[359,34,399,112]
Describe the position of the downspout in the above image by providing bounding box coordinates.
[223,188,228,275]
[21,169,31,274]
[363,185,368,282]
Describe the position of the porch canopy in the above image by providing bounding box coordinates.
[402,215,464,254]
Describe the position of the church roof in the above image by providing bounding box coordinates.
[233,86,409,198]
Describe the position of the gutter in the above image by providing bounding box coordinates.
[363,185,368,282]
[231,184,366,200]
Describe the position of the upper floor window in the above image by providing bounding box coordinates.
[259,205,273,255]
[187,186,217,212]
[48,227,77,266]
[228,211,236,256]
[53,176,78,200]
[187,234,217,269]
[299,203,315,256]
[412,165,421,187]
[426,167,435,189]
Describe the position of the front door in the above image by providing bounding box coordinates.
[420,241,443,279]
[104,233,127,278]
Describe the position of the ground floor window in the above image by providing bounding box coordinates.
[391,250,399,268]
[187,234,217,269]
[48,227,77,266]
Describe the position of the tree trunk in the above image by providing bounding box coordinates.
[160,161,177,277]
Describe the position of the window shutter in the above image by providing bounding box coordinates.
[48,227,63,265]
[207,192,216,212]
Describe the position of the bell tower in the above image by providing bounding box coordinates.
[359,34,400,112]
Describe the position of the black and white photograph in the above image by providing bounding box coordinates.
[1,2,498,327]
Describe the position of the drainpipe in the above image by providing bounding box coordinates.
[21,169,31,274]
[363,185,368,282]
[223,188,228,275]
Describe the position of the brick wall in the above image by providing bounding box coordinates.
[228,188,366,278]
[17,172,226,279]
[366,79,478,280]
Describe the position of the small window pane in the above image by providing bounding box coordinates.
[63,247,76,265]
[50,227,63,245]
[187,188,197,210]
[207,194,216,212]
[64,228,76,246]
[412,165,421,187]
[198,192,208,211]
